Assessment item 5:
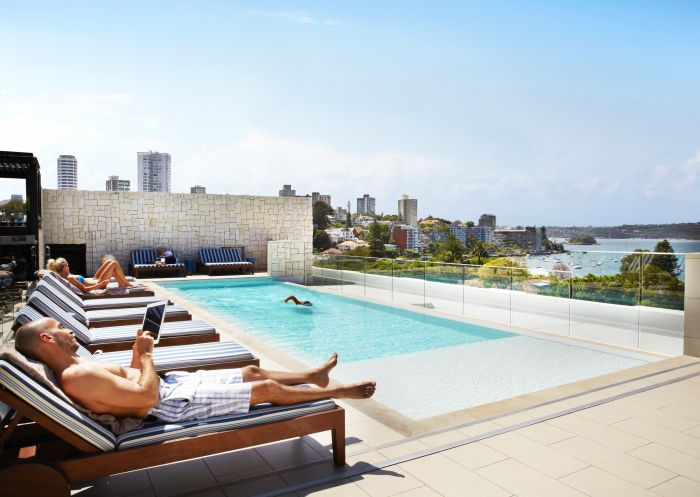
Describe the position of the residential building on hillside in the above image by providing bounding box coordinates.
[326,227,356,243]
[353,215,376,227]
[106,175,130,191]
[356,194,376,215]
[57,155,78,190]
[279,184,296,196]
[398,194,418,226]
[449,224,493,245]
[337,240,368,252]
[190,185,206,193]
[479,213,496,228]
[493,226,540,252]
[392,224,419,251]
[137,151,171,192]
[311,192,332,205]
[334,206,348,222]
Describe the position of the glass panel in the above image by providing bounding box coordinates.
[364,257,393,301]
[424,261,463,315]
[320,254,342,290]
[639,252,685,355]
[570,251,640,348]
[311,254,325,287]
[462,264,510,325]
[392,259,425,307]
[510,266,571,335]
[340,256,365,297]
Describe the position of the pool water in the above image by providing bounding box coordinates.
[162,278,655,419]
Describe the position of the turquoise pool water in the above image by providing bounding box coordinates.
[162,277,654,419]
[161,278,513,365]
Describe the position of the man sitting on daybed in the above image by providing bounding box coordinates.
[14,318,376,422]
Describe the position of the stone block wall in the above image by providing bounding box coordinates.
[41,190,312,273]
[267,240,313,284]
[684,253,700,357]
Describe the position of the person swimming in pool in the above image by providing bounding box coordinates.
[284,295,312,306]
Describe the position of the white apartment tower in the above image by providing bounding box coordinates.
[57,155,78,190]
[356,194,376,215]
[106,175,130,191]
[398,194,418,226]
[137,151,171,193]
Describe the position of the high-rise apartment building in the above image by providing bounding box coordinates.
[137,151,171,192]
[57,155,78,190]
[449,225,493,245]
[479,214,497,228]
[106,175,130,191]
[190,185,206,193]
[391,225,419,251]
[311,192,332,205]
[356,194,376,215]
[279,185,296,196]
[397,194,418,226]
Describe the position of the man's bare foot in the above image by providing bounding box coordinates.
[313,353,338,387]
[337,381,376,399]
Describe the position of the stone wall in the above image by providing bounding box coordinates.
[267,240,313,284]
[684,253,700,357]
[41,190,312,273]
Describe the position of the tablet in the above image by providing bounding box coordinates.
[142,301,167,344]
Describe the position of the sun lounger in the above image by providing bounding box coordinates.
[198,247,253,275]
[16,300,215,353]
[130,249,186,278]
[0,356,344,496]
[36,269,156,298]
[40,272,168,310]
[31,282,191,328]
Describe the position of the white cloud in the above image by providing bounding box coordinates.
[644,151,700,198]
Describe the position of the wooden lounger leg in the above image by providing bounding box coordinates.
[331,410,346,467]
[0,462,70,497]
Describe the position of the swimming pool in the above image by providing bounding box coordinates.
[161,278,657,420]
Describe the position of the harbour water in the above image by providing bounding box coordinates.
[523,238,698,278]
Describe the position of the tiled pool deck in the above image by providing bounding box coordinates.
[71,275,700,497]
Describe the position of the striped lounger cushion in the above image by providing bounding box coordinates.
[43,272,167,310]
[199,248,248,267]
[0,360,116,451]
[17,301,214,345]
[133,249,186,271]
[116,398,337,449]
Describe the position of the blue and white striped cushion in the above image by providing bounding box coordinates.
[132,249,157,266]
[82,296,169,311]
[0,361,116,451]
[85,305,189,324]
[42,272,86,306]
[92,341,253,370]
[27,292,92,341]
[34,281,86,321]
[116,398,337,449]
[87,319,216,345]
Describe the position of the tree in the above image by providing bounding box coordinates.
[620,249,649,273]
[313,230,332,251]
[465,220,475,227]
[469,240,489,265]
[433,234,465,263]
[368,220,385,257]
[346,212,352,229]
[312,201,335,230]
[652,239,680,276]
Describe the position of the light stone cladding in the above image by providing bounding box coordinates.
[42,189,312,274]
[683,252,700,357]
[267,240,312,284]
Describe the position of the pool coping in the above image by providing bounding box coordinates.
[149,275,690,437]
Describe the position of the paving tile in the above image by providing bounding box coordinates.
[214,465,272,486]
[575,404,630,425]
[399,453,510,497]
[378,440,430,460]
[279,460,347,487]
[476,458,588,497]
[626,391,678,409]
[392,486,442,497]
[612,417,700,458]
[443,441,508,470]
[516,421,575,445]
[661,401,700,422]
[350,465,424,497]
[548,413,648,451]
[184,490,227,497]
[203,448,271,477]
[346,419,405,446]
[560,466,660,497]
[684,423,700,438]
[147,459,218,497]
[222,475,290,497]
[605,399,699,431]
[481,431,588,478]
[347,450,389,468]
[255,438,326,470]
[650,475,700,497]
[457,420,503,438]
[72,470,152,497]
[297,478,370,497]
[629,443,700,480]
[419,429,465,448]
[551,436,674,489]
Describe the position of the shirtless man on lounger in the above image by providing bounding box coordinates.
[14,318,376,422]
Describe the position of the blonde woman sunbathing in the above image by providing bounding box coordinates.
[47,257,134,292]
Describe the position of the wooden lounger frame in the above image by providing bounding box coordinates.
[82,332,220,354]
[0,387,345,497]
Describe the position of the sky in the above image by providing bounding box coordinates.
[1,0,699,226]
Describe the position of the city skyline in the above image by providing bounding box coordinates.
[1,1,698,225]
